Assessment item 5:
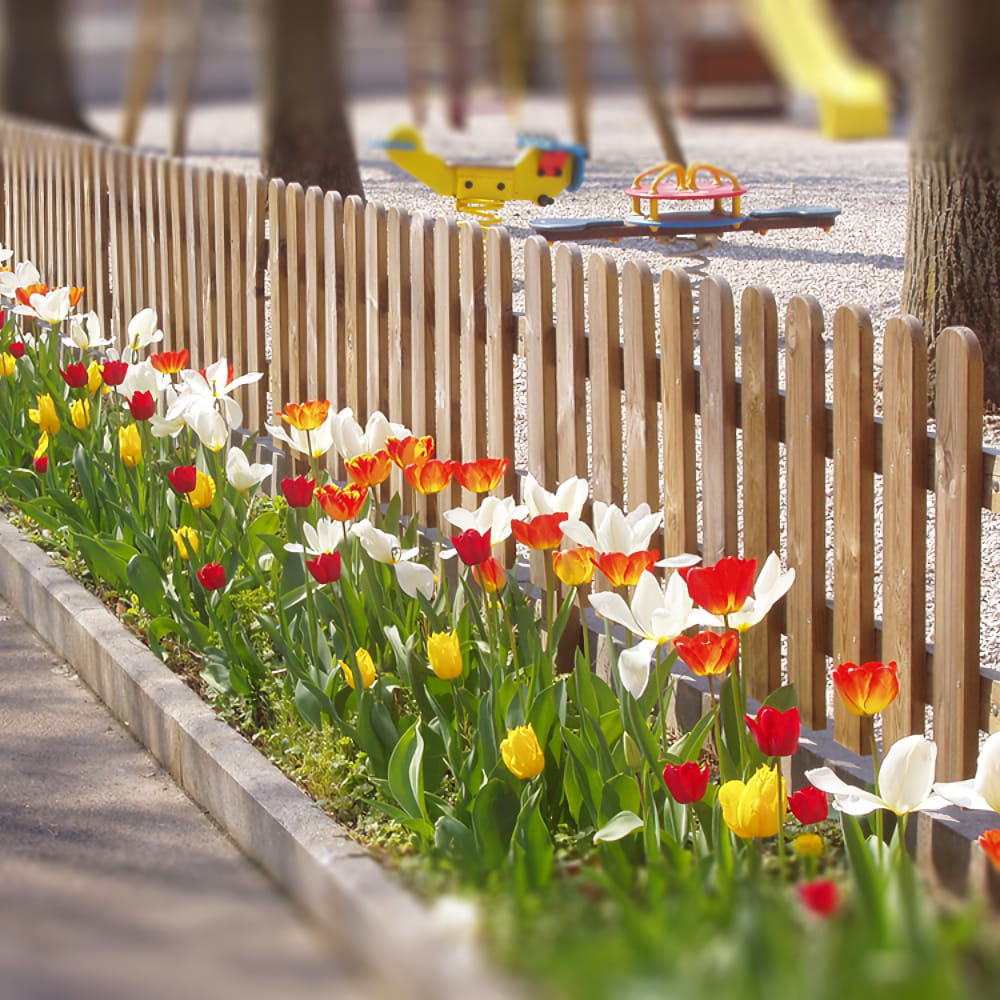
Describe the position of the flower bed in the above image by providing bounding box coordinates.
[1,255,999,997]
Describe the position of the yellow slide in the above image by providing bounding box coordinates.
[743,0,891,139]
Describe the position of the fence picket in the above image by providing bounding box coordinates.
[343,195,366,417]
[409,213,436,526]
[832,305,876,753]
[588,253,623,510]
[485,227,517,521]
[785,295,828,730]
[227,173,248,379]
[524,236,557,491]
[388,206,412,508]
[622,261,659,512]
[304,186,325,403]
[699,276,738,562]
[365,201,389,417]
[881,316,928,747]
[659,269,697,556]
[323,191,345,416]
[555,244,589,488]
[434,218,461,512]
[284,182,308,409]
[740,286,781,697]
[934,326,983,779]
[245,174,268,431]
[459,223,487,479]
[213,169,232,361]
[267,178,288,414]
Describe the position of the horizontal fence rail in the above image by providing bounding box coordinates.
[0,117,996,781]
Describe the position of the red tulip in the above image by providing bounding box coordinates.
[679,556,757,615]
[451,457,509,493]
[744,705,801,757]
[60,362,89,388]
[99,359,129,386]
[592,550,659,588]
[9,340,25,359]
[662,761,711,804]
[831,660,899,717]
[797,880,839,917]
[306,551,342,585]
[167,465,198,494]
[452,527,492,566]
[281,475,316,508]
[128,390,156,421]
[197,562,227,591]
[673,630,739,677]
[33,455,48,474]
[788,786,829,825]
[511,512,567,551]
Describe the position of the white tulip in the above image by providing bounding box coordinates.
[226,447,273,492]
[561,501,662,554]
[350,518,419,565]
[806,734,950,817]
[395,560,435,600]
[266,412,336,459]
[63,311,112,350]
[521,473,588,520]
[935,731,1000,813]
[286,518,346,557]
[443,495,526,546]
[124,307,164,360]
[0,260,41,299]
[589,570,694,644]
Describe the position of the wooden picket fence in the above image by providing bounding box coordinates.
[1,117,998,782]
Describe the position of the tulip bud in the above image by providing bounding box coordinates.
[622,732,644,772]
[197,562,226,591]
[340,648,377,690]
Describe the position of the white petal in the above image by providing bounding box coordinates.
[618,640,657,699]
[589,591,642,637]
[933,779,993,811]
[879,735,936,814]
[974,731,1000,811]
[629,571,665,637]
[560,519,599,550]
[395,560,435,600]
[805,766,886,815]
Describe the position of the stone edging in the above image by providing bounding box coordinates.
[0,517,516,1000]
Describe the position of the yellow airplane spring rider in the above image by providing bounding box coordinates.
[376,124,586,227]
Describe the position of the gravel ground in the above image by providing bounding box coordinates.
[87,93,1000,685]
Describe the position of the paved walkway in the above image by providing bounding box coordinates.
[0,596,377,1000]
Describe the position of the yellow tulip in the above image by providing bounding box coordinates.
[188,471,217,510]
[170,525,200,560]
[70,397,91,430]
[118,423,142,467]
[792,833,824,859]
[340,648,377,690]
[86,360,105,395]
[427,630,463,681]
[0,352,16,377]
[28,394,60,435]
[719,765,786,839]
[501,724,545,780]
[34,433,49,461]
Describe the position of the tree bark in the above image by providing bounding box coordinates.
[259,0,363,198]
[0,0,91,131]
[902,0,1000,401]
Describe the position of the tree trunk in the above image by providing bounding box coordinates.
[0,0,91,131]
[259,0,363,198]
[902,0,1000,401]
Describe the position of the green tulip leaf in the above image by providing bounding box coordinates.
[593,810,644,844]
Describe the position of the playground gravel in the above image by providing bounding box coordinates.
[88,92,1000,694]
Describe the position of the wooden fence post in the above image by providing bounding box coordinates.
[740,285,781,698]
[245,174,268,431]
[524,236,558,491]
[785,295,828,730]
[554,244,588,489]
[659,268,697,558]
[304,186,326,403]
[343,195,366,417]
[365,201,389,417]
[267,177,288,416]
[832,305,876,754]
[622,260,659,512]
[699,276,738,563]
[409,213,436,527]
[934,326,983,779]
[588,252,623,511]
[433,218,461,512]
[459,222,487,485]
[881,315,928,747]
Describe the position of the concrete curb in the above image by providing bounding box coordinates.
[0,517,517,1000]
